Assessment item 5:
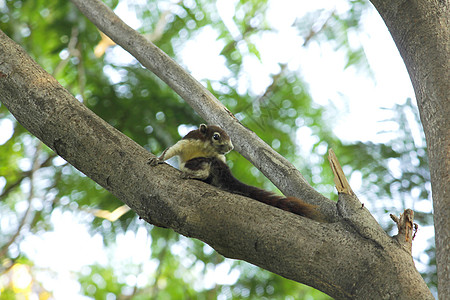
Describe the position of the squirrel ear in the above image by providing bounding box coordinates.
[199,124,208,134]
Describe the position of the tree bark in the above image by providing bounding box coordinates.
[0,28,434,299]
[368,1,449,298]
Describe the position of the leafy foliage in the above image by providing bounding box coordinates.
[0,0,435,298]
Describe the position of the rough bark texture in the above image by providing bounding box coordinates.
[368,1,449,298]
[0,29,434,299]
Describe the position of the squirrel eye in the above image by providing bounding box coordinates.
[213,133,220,140]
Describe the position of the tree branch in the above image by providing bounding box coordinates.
[68,0,338,221]
[0,30,433,298]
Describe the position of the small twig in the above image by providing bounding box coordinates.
[302,10,335,46]
[145,10,171,43]
[390,209,416,252]
[389,213,399,224]
[53,27,79,77]
[0,176,26,201]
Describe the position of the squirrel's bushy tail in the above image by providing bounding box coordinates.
[187,157,323,221]
[225,178,319,219]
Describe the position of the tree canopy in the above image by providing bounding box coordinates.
[0,0,440,299]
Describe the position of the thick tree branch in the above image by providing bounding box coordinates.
[368,1,449,297]
[0,30,433,299]
[68,0,338,220]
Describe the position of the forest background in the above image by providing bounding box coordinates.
[0,0,436,299]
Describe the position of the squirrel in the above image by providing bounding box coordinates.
[149,124,322,221]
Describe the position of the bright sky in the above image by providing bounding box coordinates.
[181,0,416,144]
[0,0,432,298]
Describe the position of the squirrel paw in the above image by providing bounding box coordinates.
[148,157,163,166]
[180,171,209,181]
[180,172,194,179]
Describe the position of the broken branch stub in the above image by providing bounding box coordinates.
[390,209,418,254]
[328,148,353,195]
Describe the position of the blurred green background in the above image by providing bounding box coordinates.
[0,0,435,298]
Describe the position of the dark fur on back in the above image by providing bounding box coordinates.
[184,157,319,219]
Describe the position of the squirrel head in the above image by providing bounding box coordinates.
[183,124,234,155]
